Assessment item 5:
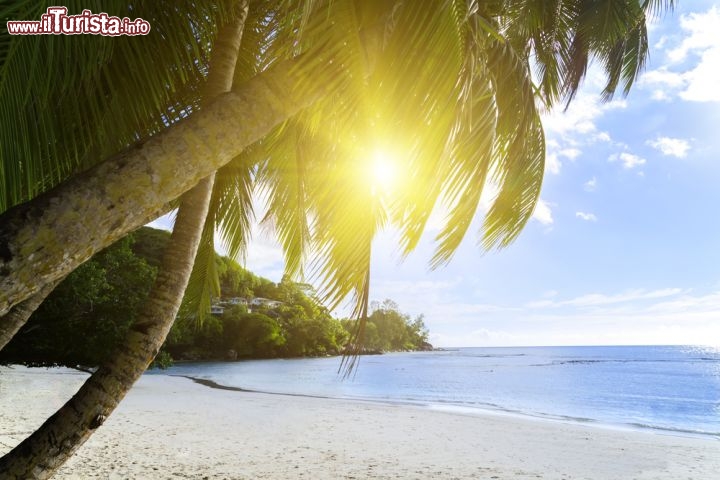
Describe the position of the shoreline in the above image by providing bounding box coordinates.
[176,372,720,442]
[2,366,719,479]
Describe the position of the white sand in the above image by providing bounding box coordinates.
[1,366,718,479]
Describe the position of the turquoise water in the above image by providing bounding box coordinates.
[155,345,720,438]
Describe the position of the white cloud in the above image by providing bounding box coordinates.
[641,7,720,103]
[545,152,561,175]
[594,132,611,143]
[646,136,691,158]
[539,67,632,184]
[575,212,597,222]
[667,7,719,63]
[531,199,553,226]
[527,288,685,309]
[604,99,628,110]
[542,96,599,136]
[559,148,581,160]
[642,67,685,88]
[545,146,581,176]
[540,76,628,181]
[372,278,461,303]
[650,89,671,101]
[583,177,597,192]
[429,287,720,347]
[543,90,626,139]
[654,36,668,50]
[680,45,720,102]
[609,152,646,169]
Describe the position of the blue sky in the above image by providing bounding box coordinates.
[152,3,720,347]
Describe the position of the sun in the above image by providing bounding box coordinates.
[370,149,398,191]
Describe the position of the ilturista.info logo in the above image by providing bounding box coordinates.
[7,7,151,36]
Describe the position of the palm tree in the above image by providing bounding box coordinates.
[0,5,248,477]
[0,280,60,350]
[0,0,672,476]
[0,0,244,339]
[0,0,670,321]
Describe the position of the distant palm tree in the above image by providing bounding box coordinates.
[0,1,671,477]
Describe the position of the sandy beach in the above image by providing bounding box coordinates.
[1,366,718,479]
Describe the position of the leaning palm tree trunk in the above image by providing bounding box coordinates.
[0,177,215,479]
[0,45,336,318]
[0,9,247,477]
[0,198,174,350]
[0,279,60,350]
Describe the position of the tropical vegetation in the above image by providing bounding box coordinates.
[0,228,430,368]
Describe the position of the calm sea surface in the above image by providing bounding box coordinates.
[155,345,720,438]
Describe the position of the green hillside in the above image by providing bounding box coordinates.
[1,227,430,369]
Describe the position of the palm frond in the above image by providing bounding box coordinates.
[215,156,256,263]
[183,214,221,328]
[0,0,241,213]
[482,38,544,249]
[641,0,676,18]
[376,0,470,255]
[258,122,312,280]
[0,0,672,368]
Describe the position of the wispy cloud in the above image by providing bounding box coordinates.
[559,148,582,160]
[575,212,597,222]
[427,287,719,347]
[641,7,720,103]
[583,177,597,192]
[543,89,627,139]
[667,7,719,63]
[646,136,691,158]
[543,147,582,176]
[541,76,628,177]
[526,288,685,309]
[609,152,646,169]
[545,152,561,175]
[531,199,553,226]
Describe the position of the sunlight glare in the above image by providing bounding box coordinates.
[370,149,398,191]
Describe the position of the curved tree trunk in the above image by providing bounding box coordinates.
[0,0,257,347]
[0,8,247,477]
[0,35,337,318]
[0,279,59,350]
[0,176,216,479]
[0,199,174,351]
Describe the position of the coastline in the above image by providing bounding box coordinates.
[177,372,719,441]
[1,366,718,479]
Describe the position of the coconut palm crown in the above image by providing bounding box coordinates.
[0,1,675,360]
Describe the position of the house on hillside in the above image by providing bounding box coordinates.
[249,297,283,309]
[209,297,282,316]
[226,297,249,306]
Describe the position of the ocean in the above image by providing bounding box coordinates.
[156,345,720,439]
